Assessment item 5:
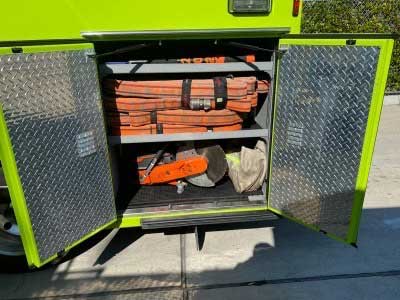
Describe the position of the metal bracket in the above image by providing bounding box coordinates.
[346,39,357,46]
[85,49,96,58]
[57,249,66,258]
[278,45,289,58]
[11,47,23,54]
[195,226,205,251]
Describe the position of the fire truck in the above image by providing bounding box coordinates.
[0,0,394,269]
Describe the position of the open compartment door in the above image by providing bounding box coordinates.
[0,44,116,267]
[268,37,393,244]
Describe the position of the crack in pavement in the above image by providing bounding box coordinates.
[8,269,400,300]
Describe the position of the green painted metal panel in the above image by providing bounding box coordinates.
[0,43,117,267]
[0,0,301,42]
[268,37,394,245]
[347,39,394,244]
[0,44,94,55]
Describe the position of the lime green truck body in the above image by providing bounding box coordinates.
[0,0,394,267]
[0,0,301,43]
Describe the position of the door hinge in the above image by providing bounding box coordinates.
[346,39,357,46]
[278,45,289,58]
[11,47,23,54]
[57,249,66,258]
[85,49,97,58]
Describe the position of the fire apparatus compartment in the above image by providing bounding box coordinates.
[96,39,275,214]
[111,138,269,214]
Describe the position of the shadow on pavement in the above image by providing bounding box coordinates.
[1,205,400,299]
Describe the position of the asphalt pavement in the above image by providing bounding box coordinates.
[1,105,399,300]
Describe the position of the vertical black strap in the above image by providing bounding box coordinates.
[150,111,157,124]
[181,79,192,109]
[213,77,228,109]
[156,123,163,134]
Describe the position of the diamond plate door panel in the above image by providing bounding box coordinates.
[0,48,116,263]
[269,44,380,240]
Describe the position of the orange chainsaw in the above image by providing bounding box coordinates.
[137,144,227,193]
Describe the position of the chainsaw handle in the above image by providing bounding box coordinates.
[142,143,169,179]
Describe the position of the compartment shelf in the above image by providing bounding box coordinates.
[108,127,268,145]
[99,61,273,76]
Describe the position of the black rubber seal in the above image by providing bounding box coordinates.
[181,79,192,109]
[213,77,228,109]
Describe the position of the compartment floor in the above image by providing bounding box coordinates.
[117,179,264,210]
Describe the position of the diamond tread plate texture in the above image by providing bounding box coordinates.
[0,50,116,261]
[270,45,379,239]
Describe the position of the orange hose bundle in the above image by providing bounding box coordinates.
[104,76,269,136]
[103,78,248,99]
[108,109,243,127]
[107,111,151,127]
[236,76,257,94]
[158,109,242,126]
[104,97,182,112]
[248,93,258,108]
[104,94,256,113]
[257,80,270,93]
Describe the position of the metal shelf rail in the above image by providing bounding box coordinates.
[108,128,269,145]
[99,61,273,76]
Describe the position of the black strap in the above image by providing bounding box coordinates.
[156,123,163,134]
[181,79,192,109]
[213,77,228,109]
[150,111,157,124]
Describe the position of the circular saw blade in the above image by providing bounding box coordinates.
[186,145,227,187]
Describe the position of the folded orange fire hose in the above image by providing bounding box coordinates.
[104,77,267,97]
[108,109,242,127]
[103,78,250,99]
[103,77,268,113]
[104,94,257,113]
[257,80,270,93]
[105,76,269,136]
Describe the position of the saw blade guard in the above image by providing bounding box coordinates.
[186,144,228,187]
